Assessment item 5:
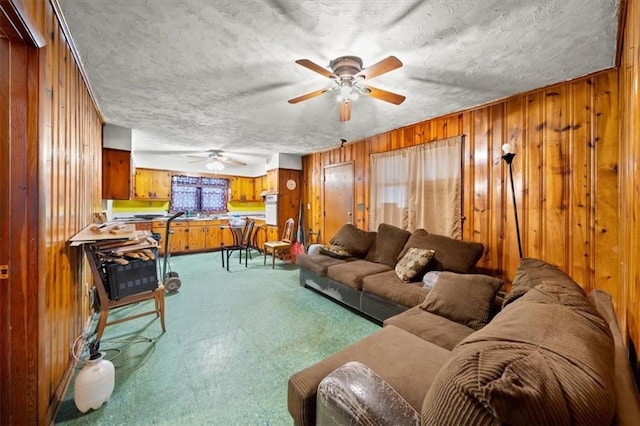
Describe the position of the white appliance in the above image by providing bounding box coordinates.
[265,194,278,225]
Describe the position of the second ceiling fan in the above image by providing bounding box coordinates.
[288,55,405,122]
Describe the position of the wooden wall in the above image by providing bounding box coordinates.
[302,67,636,347]
[619,0,640,361]
[0,0,103,423]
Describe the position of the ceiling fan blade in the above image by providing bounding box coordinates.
[219,157,247,166]
[136,150,204,155]
[288,88,332,104]
[355,56,403,81]
[339,101,351,122]
[295,59,337,79]
[187,156,207,163]
[362,85,406,105]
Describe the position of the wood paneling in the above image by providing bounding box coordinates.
[1,0,103,424]
[302,67,637,350]
[619,0,640,365]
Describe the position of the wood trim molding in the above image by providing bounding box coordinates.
[0,0,44,46]
[615,0,629,68]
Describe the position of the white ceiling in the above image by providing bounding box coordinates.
[58,0,620,174]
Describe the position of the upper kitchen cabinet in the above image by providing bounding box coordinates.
[133,168,172,200]
[254,175,266,200]
[266,169,278,193]
[102,148,131,200]
[229,176,254,201]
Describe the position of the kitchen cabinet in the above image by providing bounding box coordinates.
[266,169,278,193]
[266,225,280,242]
[152,220,188,255]
[168,223,189,254]
[150,218,268,255]
[230,176,254,201]
[133,168,171,200]
[187,224,207,252]
[102,148,131,200]
[206,221,224,249]
[253,175,266,200]
[133,221,152,232]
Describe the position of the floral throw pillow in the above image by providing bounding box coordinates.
[395,248,436,282]
[319,244,351,259]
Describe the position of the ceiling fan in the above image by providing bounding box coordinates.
[187,150,247,170]
[288,55,406,122]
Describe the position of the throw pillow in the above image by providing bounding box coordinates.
[329,224,376,258]
[422,270,444,289]
[420,272,504,330]
[319,245,351,259]
[365,223,412,268]
[394,248,436,282]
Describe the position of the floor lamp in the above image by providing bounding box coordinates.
[501,143,523,258]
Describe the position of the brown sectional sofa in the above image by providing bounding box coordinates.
[288,258,640,425]
[296,223,485,322]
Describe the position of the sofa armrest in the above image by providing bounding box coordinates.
[316,361,420,426]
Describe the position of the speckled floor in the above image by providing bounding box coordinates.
[55,251,380,425]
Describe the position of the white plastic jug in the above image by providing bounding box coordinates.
[73,352,115,413]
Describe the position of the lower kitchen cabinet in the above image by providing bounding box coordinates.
[152,220,188,255]
[150,218,265,256]
[188,224,207,252]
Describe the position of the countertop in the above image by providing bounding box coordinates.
[113,214,266,223]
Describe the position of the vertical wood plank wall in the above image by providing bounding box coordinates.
[619,0,640,360]
[1,0,103,423]
[302,68,638,347]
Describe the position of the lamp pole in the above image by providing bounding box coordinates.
[501,143,523,258]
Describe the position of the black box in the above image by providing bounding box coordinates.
[104,258,158,300]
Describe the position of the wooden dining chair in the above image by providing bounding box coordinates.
[263,218,295,268]
[221,219,256,271]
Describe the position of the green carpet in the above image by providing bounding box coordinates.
[55,251,380,425]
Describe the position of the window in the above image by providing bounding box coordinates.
[369,135,463,238]
[170,176,229,214]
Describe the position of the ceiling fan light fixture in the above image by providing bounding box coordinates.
[206,159,225,171]
[338,85,353,101]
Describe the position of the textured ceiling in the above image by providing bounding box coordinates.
[58,0,619,171]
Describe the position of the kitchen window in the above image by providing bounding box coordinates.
[170,175,229,214]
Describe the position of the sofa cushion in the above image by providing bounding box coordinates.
[399,231,484,273]
[365,224,412,268]
[503,257,584,308]
[397,228,430,260]
[288,325,451,426]
[329,223,377,258]
[394,248,435,282]
[362,270,430,308]
[327,260,392,290]
[422,280,615,426]
[296,253,351,276]
[419,272,504,330]
[384,306,474,350]
[319,244,352,259]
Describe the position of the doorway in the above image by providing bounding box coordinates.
[323,162,354,243]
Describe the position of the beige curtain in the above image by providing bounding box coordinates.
[370,135,463,238]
